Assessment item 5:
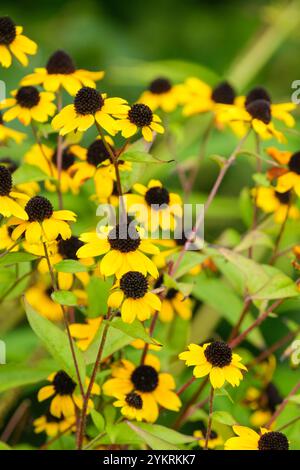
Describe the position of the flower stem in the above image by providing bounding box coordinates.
[31,122,54,178]
[56,89,64,210]
[204,387,214,450]
[266,380,300,429]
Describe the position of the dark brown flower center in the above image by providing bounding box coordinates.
[74,87,104,115]
[46,50,76,75]
[108,224,141,253]
[165,288,178,300]
[87,140,112,166]
[52,148,76,170]
[58,235,83,260]
[274,190,291,205]
[0,112,3,125]
[0,17,16,45]
[0,157,18,173]
[25,196,53,222]
[265,383,283,413]
[45,411,63,423]
[53,370,76,396]
[245,87,271,107]
[16,86,40,109]
[128,104,153,127]
[120,271,148,299]
[149,77,172,94]
[131,365,159,392]
[0,165,13,196]
[204,341,232,368]
[145,186,170,208]
[288,152,300,175]
[258,431,289,451]
[211,82,236,104]
[246,99,271,124]
[125,391,143,409]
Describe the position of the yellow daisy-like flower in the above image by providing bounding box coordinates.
[9,195,76,244]
[138,77,181,112]
[243,383,282,429]
[52,86,129,136]
[77,222,159,279]
[107,271,161,323]
[125,179,182,231]
[115,103,164,142]
[0,157,40,197]
[253,186,300,223]
[224,426,289,450]
[154,275,192,322]
[33,412,76,437]
[0,223,19,252]
[21,50,104,96]
[0,16,37,68]
[113,391,150,422]
[69,317,103,351]
[103,355,181,422]
[0,112,26,143]
[25,280,63,322]
[267,148,300,197]
[0,87,56,126]
[38,370,100,418]
[179,341,247,389]
[194,424,224,450]
[0,165,29,219]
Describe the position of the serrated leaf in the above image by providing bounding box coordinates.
[51,290,77,306]
[54,260,88,273]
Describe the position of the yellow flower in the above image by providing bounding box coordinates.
[113,391,150,422]
[253,186,300,223]
[115,103,164,142]
[0,112,26,143]
[224,426,289,450]
[33,412,76,437]
[107,271,161,323]
[0,165,29,219]
[77,222,159,279]
[267,148,300,197]
[25,280,63,322]
[0,87,56,126]
[38,371,100,418]
[154,275,192,322]
[138,77,181,112]
[52,86,129,136]
[125,179,182,231]
[103,355,181,422]
[0,157,40,197]
[194,424,224,449]
[69,317,103,351]
[0,223,19,252]
[9,195,76,244]
[21,50,104,96]
[179,341,247,389]
[0,17,37,68]
[131,328,162,351]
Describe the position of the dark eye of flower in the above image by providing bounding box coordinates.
[128,104,153,127]
[211,81,236,104]
[149,77,172,94]
[265,383,283,413]
[53,370,77,396]
[204,341,232,368]
[120,271,148,299]
[154,274,164,289]
[131,365,159,392]
[165,288,178,300]
[0,16,16,45]
[0,157,18,173]
[58,235,83,260]
[288,151,300,175]
[46,50,76,75]
[87,140,112,166]
[74,87,104,115]
[52,148,76,170]
[25,196,53,221]
[245,86,271,107]
[258,431,289,451]
[125,391,143,409]
[0,165,13,196]
[108,224,141,253]
[45,411,62,423]
[274,190,291,205]
[246,99,271,124]
[0,112,3,125]
[46,287,54,298]
[145,186,170,208]
[16,86,40,109]
[198,420,218,440]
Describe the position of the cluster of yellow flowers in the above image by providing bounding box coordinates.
[1,16,299,451]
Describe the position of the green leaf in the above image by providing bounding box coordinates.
[91,410,105,432]
[106,317,161,346]
[239,188,254,228]
[235,230,274,252]
[126,421,194,450]
[212,411,236,426]
[54,260,88,273]
[121,150,161,164]
[24,298,85,383]
[0,442,11,450]
[0,252,38,266]
[252,172,271,187]
[12,163,49,185]
[0,361,55,393]
[169,252,206,279]
[87,277,113,317]
[51,290,77,306]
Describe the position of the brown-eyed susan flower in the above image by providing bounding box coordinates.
[115,103,164,142]
[0,165,29,219]
[21,50,104,96]
[113,391,149,422]
[107,271,161,323]
[26,281,63,322]
[138,77,181,112]
[0,224,18,252]
[33,412,76,437]
[253,186,300,223]
[69,317,103,351]
[38,370,100,418]
[268,148,300,197]
[224,426,289,450]
[179,341,247,389]
[244,383,283,428]
[0,87,56,126]
[125,179,182,231]
[103,355,181,422]
[77,222,159,279]
[9,195,76,244]
[130,328,162,351]
[154,275,192,322]
[52,86,129,136]
[0,112,26,143]
[0,157,40,197]
[0,16,37,68]
[194,422,224,450]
